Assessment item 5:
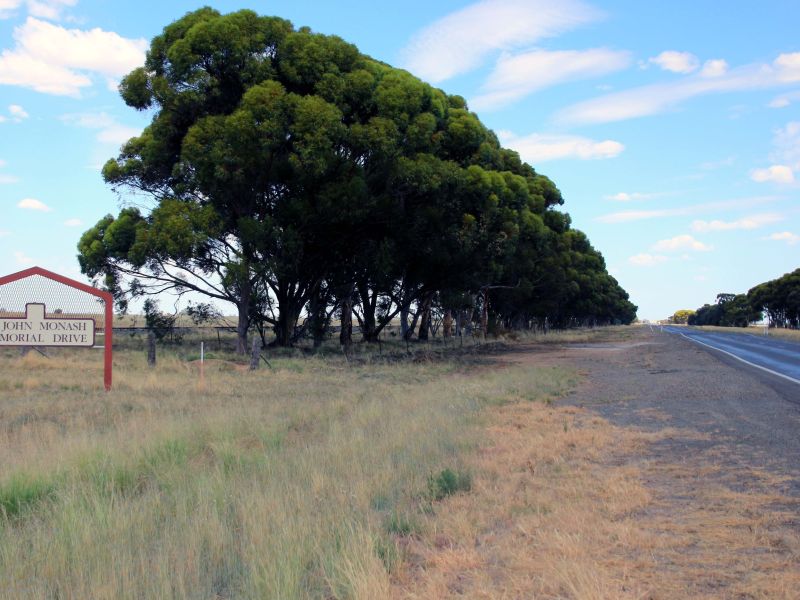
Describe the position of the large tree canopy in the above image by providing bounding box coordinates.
[79,8,636,350]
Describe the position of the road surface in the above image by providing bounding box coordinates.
[661,326,800,387]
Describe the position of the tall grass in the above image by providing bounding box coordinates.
[0,346,574,598]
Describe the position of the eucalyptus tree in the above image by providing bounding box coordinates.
[78,7,636,350]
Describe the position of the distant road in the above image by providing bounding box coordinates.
[661,326,800,386]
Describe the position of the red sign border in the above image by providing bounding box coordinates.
[0,267,113,391]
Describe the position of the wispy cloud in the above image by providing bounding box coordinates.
[772,121,800,165]
[690,213,783,232]
[60,111,141,145]
[769,90,800,108]
[557,52,800,125]
[17,197,51,211]
[0,17,146,96]
[8,103,28,120]
[13,249,35,266]
[699,156,736,170]
[652,234,712,252]
[764,231,799,245]
[471,48,630,110]
[26,0,77,21]
[0,173,19,183]
[597,196,780,224]
[604,191,662,202]
[628,253,668,267]
[648,50,699,74]
[63,217,82,227]
[499,131,623,163]
[399,0,601,83]
[750,165,794,184]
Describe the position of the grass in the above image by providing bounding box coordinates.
[0,339,575,599]
[393,402,800,599]
[688,324,800,343]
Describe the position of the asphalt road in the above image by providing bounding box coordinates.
[661,326,800,388]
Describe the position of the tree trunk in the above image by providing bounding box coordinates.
[340,285,354,347]
[308,285,329,349]
[273,302,303,347]
[480,289,489,337]
[235,282,251,355]
[417,292,433,341]
[443,309,453,338]
[357,282,379,342]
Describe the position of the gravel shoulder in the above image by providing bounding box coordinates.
[398,328,800,598]
[559,329,800,494]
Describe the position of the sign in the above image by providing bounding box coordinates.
[0,303,95,347]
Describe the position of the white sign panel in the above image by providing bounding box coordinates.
[0,303,95,347]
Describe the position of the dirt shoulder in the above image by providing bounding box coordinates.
[393,328,800,599]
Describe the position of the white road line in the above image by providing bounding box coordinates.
[679,333,800,386]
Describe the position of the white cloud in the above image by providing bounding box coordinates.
[690,213,783,232]
[63,218,82,227]
[769,90,800,108]
[649,51,699,74]
[750,165,794,184]
[13,250,35,266]
[652,234,712,252]
[699,156,736,170]
[765,231,800,245]
[96,124,140,144]
[470,48,630,110]
[604,191,659,202]
[693,275,708,282]
[772,121,800,165]
[27,0,76,20]
[399,0,601,83]
[17,197,51,211]
[0,0,22,19]
[0,17,147,96]
[557,52,800,125]
[0,173,19,183]
[499,131,623,162]
[8,103,28,120]
[0,230,9,237]
[597,196,779,224]
[60,111,141,145]
[628,253,668,267]
[700,59,728,78]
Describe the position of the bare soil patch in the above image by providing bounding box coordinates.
[394,329,800,599]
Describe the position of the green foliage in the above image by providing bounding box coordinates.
[747,268,800,328]
[0,474,56,518]
[79,7,636,349]
[427,468,472,501]
[672,309,695,324]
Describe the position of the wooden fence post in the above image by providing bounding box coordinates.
[249,336,260,371]
[147,331,156,367]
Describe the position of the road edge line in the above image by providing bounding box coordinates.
[678,333,800,386]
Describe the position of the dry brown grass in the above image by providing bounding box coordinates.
[392,401,800,599]
[689,324,800,343]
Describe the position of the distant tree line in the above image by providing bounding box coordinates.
[77,8,636,352]
[685,268,800,328]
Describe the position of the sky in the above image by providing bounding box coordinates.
[0,0,798,320]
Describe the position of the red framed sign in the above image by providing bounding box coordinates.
[0,266,113,390]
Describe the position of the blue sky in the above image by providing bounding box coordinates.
[0,0,798,320]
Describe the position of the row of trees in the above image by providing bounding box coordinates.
[683,268,799,328]
[77,8,636,352]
